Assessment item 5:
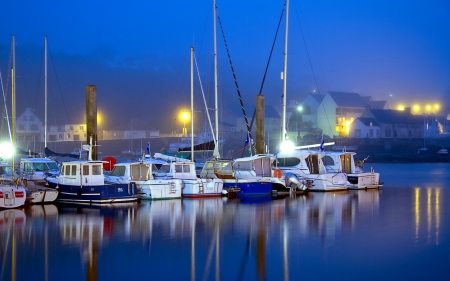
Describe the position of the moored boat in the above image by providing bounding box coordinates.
[50,139,139,204]
[155,160,223,198]
[105,161,182,200]
[323,152,382,190]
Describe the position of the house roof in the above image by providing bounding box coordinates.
[368,100,387,109]
[309,93,324,103]
[355,117,380,127]
[369,109,423,124]
[327,91,367,108]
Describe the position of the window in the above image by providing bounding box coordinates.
[30,124,38,130]
[369,129,374,138]
[92,165,102,175]
[354,129,361,137]
[58,133,63,139]
[322,156,334,166]
[275,157,301,167]
[83,165,90,175]
[110,166,126,176]
[18,125,25,131]
[30,116,35,121]
[79,126,84,131]
[22,116,28,121]
[67,134,71,139]
[71,165,77,176]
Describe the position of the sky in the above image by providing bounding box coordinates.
[1,0,449,132]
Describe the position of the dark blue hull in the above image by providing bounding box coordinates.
[56,182,139,203]
[223,181,273,196]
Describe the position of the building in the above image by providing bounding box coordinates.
[351,107,440,138]
[15,108,42,142]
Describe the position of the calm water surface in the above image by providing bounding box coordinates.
[1,163,449,281]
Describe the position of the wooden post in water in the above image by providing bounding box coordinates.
[86,85,98,160]
[256,95,265,154]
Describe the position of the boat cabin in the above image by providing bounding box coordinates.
[155,162,197,180]
[20,158,60,180]
[58,161,105,186]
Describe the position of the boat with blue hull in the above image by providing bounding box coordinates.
[47,138,139,204]
[200,155,282,196]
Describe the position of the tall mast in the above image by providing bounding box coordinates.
[190,46,195,161]
[44,36,48,148]
[12,35,16,168]
[281,0,290,142]
[213,0,220,158]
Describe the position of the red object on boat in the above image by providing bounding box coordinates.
[102,156,117,171]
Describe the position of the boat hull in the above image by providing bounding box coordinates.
[27,188,59,204]
[223,180,273,196]
[347,172,382,190]
[56,183,139,204]
[182,179,223,198]
[139,180,182,200]
[0,185,26,208]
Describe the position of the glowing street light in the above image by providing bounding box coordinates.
[181,111,189,137]
[0,142,14,159]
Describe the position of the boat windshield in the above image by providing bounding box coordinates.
[0,166,13,176]
[158,164,171,173]
[110,166,126,177]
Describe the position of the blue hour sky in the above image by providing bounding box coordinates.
[1,0,449,131]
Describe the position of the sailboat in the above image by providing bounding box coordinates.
[0,36,26,209]
[274,0,349,191]
[154,47,223,198]
[18,36,58,203]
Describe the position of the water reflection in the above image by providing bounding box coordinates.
[414,187,441,246]
[1,165,449,281]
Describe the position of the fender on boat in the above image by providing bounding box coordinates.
[285,172,308,191]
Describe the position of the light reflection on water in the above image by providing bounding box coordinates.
[1,163,449,281]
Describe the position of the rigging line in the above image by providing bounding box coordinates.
[48,43,71,125]
[216,4,256,154]
[194,54,217,149]
[249,4,286,132]
[293,1,333,136]
[0,71,12,142]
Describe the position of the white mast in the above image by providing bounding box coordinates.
[281,0,290,142]
[212,0,220,158]
[12,36,16,168]
[190,46,195,161]
[44,36,48,148]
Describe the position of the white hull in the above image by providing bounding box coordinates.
[306,173,349,192]
[139,180,182,200]
[347,172,382,190]
[27,188,59,204]
[182,178,223,197]
[0,185,26,208]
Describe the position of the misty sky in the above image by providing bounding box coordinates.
[1,0,449,132]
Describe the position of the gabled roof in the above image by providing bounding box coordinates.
[355,117,380,127]
[369,109,422,124]
[368,100,387,109]
[309,93,324,103]
[327,91,367,108]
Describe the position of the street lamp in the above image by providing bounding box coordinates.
[181,112,189,137]
[297,105,303,144]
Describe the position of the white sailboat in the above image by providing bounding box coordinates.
[275,0,348,191]
[18,36,58,203]
[0,36,26,209]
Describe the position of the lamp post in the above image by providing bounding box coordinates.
[181,112,189,137]
[297,105,303,144]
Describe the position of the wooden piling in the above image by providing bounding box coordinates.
[256,95,265,154]
[86,85,98,160]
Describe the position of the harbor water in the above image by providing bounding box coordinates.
[1,163,449,280]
